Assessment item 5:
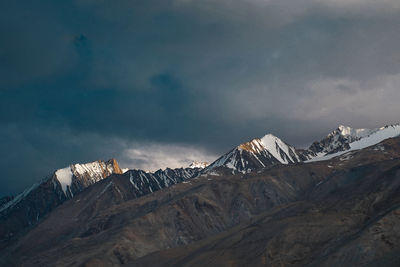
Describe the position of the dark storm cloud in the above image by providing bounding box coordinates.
[1,0,400,196]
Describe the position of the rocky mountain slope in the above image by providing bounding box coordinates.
[0,159,123,246]
[121,166,203,198]
[1,124,400,266]
[133,138,400,267]
[1,136,400,266]
[203,134,312,174]
[0,160,205,248]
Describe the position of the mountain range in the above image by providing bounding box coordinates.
[204,124,400,173]
[1,124,400,266]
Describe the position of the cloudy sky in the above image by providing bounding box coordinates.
[1,0,400,196]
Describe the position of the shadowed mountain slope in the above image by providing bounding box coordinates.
[1,137,400,266]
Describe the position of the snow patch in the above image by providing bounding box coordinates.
[260,134,297,164]
[55,167,73,195]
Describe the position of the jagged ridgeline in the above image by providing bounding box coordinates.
[204,124,400,174]
[1,124,400,266]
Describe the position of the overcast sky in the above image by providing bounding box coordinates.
[1,0,400,196]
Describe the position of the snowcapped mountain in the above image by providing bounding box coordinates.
[309,125,377,155]
[2,130,400,266]
[55,159,123,198]
[1,123,399,244]
[1,159,122,213]
[0,159,205,243]
[204,134,310,174]
[204,124,400,174]
[308,124,400,161]
[0,159,123,242]
[4,124,397,213]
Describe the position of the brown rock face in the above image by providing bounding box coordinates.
[109,158,123,175]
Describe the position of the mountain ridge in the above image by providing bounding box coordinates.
[2,135,400,266]
[3,123,399,206]
[1,123,399,253]
[203,123,400,174]
[0,159,206,247]
[0,159,124,246]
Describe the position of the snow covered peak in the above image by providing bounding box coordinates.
[205,132,304,174]
[71,159,121,179]
[236,134,297,163]
[337,125,355,136]
[335,125,374,140]
[1,158,123,216]
[188,161,209,169]
[205,123,400,174]
[262,133,279,139]
[310,125,375,155]
[55,159,123,196]
[308,124,400,162]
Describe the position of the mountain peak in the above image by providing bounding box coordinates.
[206,123,400,174]
[53,159,123,197]
[188,161,208,169]
[0,157,124,236]
[205,132,305,174]
[260,134,300,164]
[308,123,400,161]
[262,133,279,138]
[335,125,371,139]
[337,125,352,133]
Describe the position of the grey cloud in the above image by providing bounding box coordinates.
[0,2,80,88]
[1,0,400,196]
